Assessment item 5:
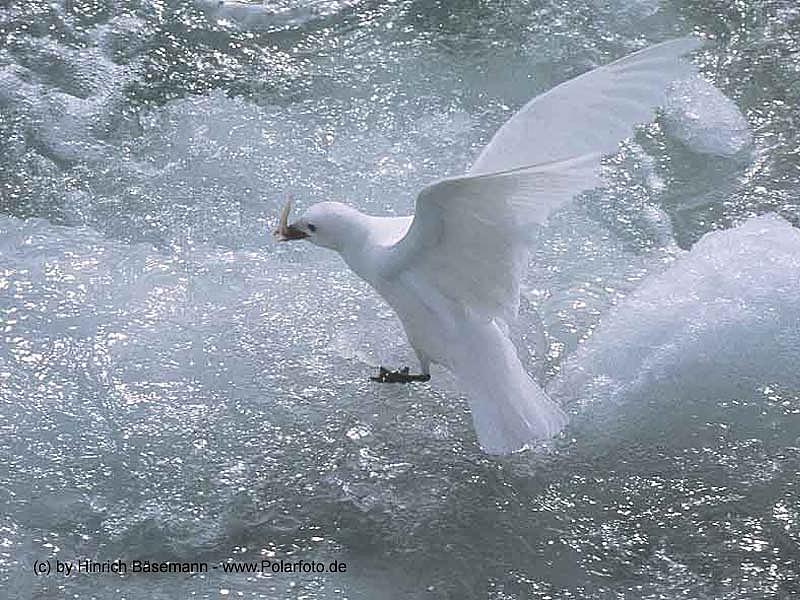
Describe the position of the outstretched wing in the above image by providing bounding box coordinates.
[470,36,702,174]
[384,37,701,324]
[382,155,602,323]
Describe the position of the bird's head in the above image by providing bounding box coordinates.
[274,198,363,252]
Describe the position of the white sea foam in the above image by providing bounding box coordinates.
[195,0,366,29]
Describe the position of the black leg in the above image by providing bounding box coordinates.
[370,366,431,383]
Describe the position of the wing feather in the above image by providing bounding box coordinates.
[470,36,701,174]
[383,155,602,322]
[384,37,702,324]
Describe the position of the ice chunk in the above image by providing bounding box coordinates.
[549,214,800,407]
[663,76,752,156]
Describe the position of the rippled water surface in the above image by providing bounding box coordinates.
[1,1,799,598]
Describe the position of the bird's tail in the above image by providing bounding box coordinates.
[452,319,567,455]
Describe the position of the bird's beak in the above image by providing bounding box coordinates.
[280,224,308,240]
[273,197,309,241]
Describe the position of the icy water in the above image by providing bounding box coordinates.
[1,1,800,598]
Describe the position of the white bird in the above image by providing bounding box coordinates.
[275,37,701,454]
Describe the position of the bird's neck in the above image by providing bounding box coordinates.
[337,214,376,273]
[339,214,413,288]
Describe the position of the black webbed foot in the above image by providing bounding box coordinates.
[370,366,431,383]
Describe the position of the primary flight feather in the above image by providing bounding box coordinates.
[275,37,702,454]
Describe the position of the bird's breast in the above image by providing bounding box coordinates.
[370,273,457,366]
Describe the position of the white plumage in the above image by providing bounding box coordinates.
[276,37,702,454]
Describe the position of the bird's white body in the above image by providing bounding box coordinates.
[292,204,569,453]
[336,215,443,367]
[277,37,704,454]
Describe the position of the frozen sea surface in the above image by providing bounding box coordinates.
[1,1,799,599]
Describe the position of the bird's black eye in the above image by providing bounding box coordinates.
[308,224,317,233]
